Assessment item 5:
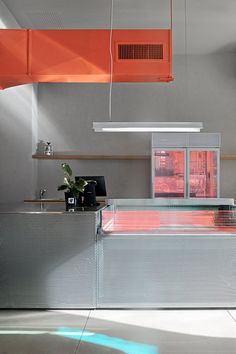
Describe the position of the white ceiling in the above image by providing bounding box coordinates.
[1,0,236,54]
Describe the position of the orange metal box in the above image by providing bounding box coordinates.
[29,29,111,83]
[0,29,173,89]
[0,29,32,89]
[112,29,173,82]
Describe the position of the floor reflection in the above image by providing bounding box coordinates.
[58,327,158,354]
[0,310,235,354]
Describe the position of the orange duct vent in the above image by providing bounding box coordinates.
[118,44,164,60]
[0,29,173,89]
[112,29,172,82]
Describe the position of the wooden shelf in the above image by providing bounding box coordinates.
[32,154,236,161]
[32,154,150,160]
[221,155,236,161]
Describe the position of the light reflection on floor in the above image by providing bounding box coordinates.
[0,310,236,353]
[58,327,158,354]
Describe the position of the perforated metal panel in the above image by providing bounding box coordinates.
[98,235,236,308]
[152,133,221,148]
[189,133,221,148]
[152,133,189,148]
[0,213,98,308]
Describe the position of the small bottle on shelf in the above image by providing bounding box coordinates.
[44,142,53,156]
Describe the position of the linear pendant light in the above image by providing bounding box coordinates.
[93,122,203,132]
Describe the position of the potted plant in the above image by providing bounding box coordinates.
[57,163,87,208]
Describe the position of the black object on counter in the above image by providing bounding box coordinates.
[75,176,106,197]
[83,181,97,206]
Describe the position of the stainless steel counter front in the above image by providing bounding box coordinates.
[0,203,104,309]
[2,200,236,309]
[98,201,236,308]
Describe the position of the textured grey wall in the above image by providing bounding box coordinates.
[0,2,37,203]
[0,85,36,202]
[1,0,236,201]
[1,0,170,29]
[36,53,236,199]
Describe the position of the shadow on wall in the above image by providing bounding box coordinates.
[212,45,236,84]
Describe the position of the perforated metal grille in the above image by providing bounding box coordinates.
[118,44,163,60]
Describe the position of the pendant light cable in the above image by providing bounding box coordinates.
[170,0,173,30]
[184,0,187,55]
[109,0,114,122]
[108,0,172,122]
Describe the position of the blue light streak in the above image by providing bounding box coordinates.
[57,327,158,354]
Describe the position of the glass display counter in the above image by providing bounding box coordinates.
[102,206,236,235]
[98,199,236,308]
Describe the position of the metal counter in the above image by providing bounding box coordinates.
[0,203,104,309]
[0,202,105,214]
[98,200,236,308]
[107,198,235,207]
[2,200,236,309]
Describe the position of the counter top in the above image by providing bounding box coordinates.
[107,198,235,207]
[0,203,106,214]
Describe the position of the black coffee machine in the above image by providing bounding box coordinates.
[83,180,97,206]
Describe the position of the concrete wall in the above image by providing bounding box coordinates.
[36,53,236,199]
[0,0,37,203]
[1,0,236,201]
[0,85,37,202]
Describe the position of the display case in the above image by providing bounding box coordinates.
[98,198,236,308]
[151,133,220,198]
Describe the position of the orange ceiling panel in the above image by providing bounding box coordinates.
[0,29,173,89]
[29,30,111,83]
[0,29,32,89]
[0,29,28,75]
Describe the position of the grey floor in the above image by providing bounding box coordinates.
[0,310,236,353]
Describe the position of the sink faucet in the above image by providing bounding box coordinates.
[39,189,47,199]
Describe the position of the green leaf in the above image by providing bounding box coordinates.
[57,184,68,191]
[75,178,88,192]
[58,163,85,197]
[63,176,70,186]
[61,163,72,177]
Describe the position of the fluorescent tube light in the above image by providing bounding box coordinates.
[93,122,203,133]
